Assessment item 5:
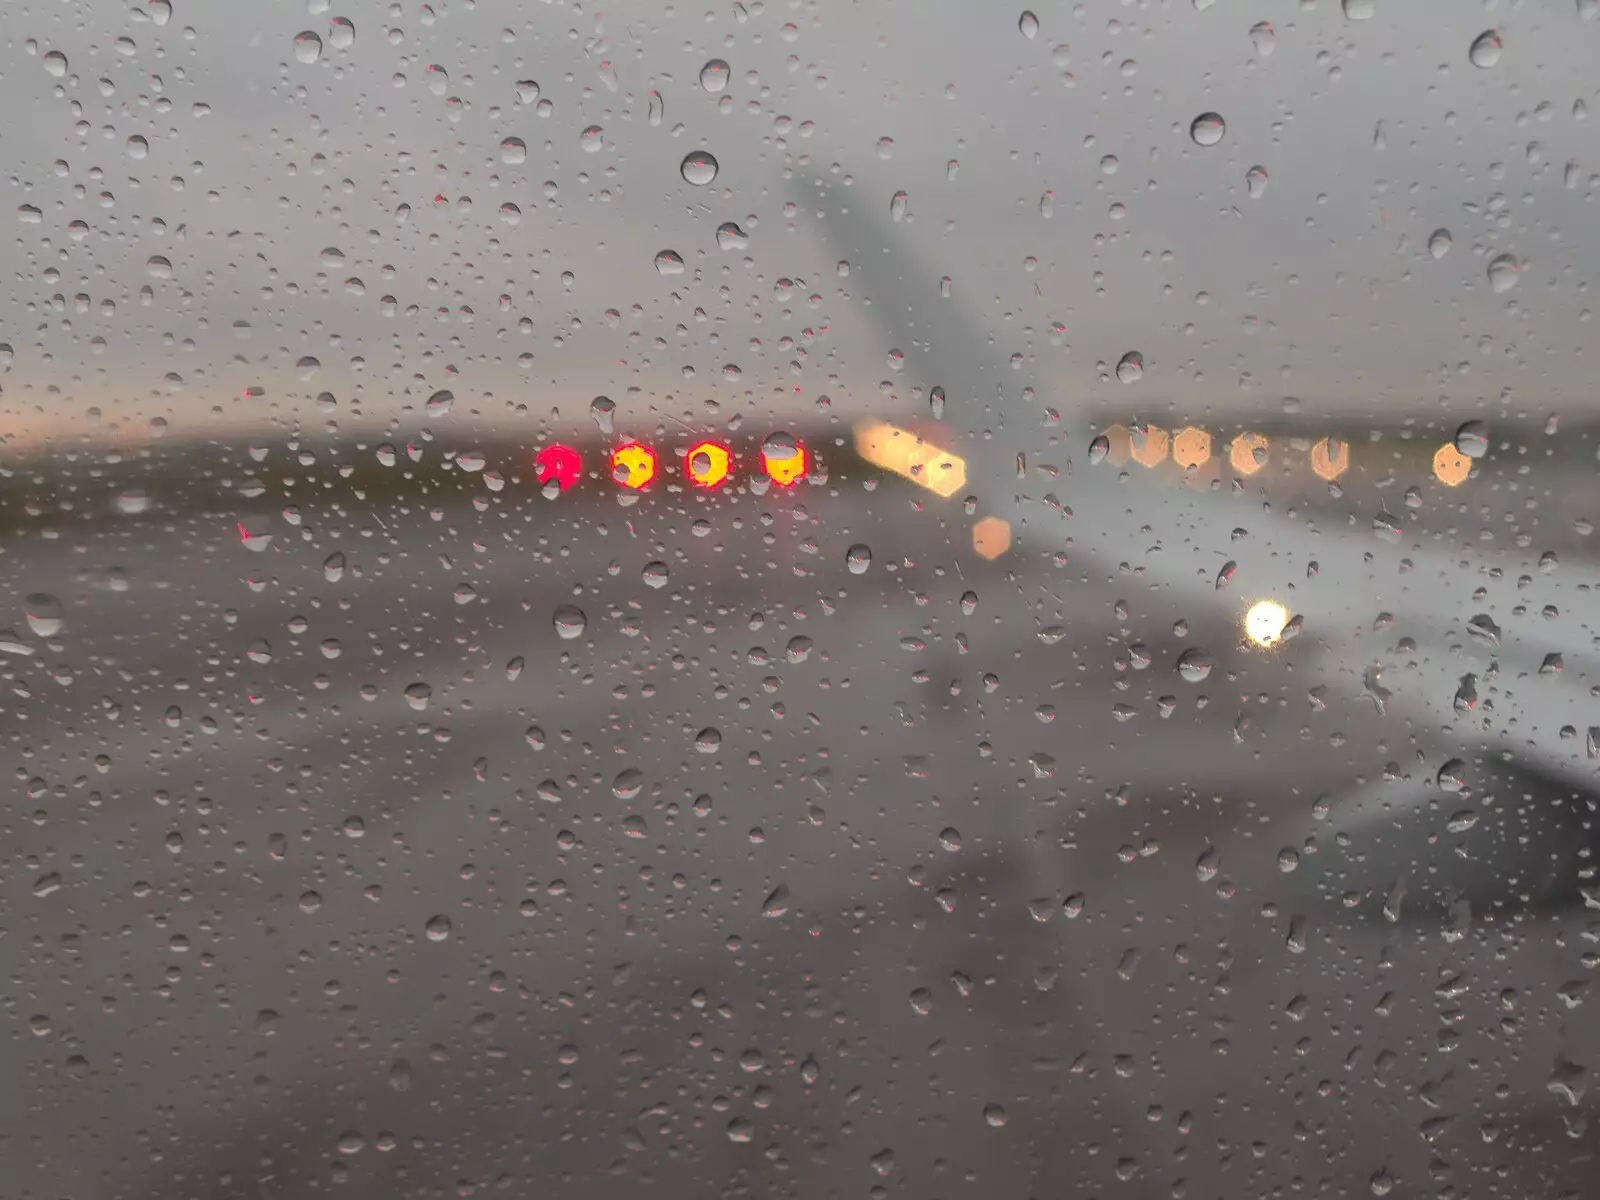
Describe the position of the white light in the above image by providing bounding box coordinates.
[1245,600,1289,647]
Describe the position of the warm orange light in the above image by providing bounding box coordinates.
[1433,443,1471,487]
[1310,437,1349,481]
[853,421,967,497]
[1100,424,1133,467]
[1229,432,1269,476]
[686,441,732,488]
[611,443,657,489]
[1129,424,1169,468]
[1172,427,1212,469]
[972,517,1012,560]
[763,440,808,486]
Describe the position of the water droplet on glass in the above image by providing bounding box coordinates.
[1088,435,1110,465]
[876,136,895,160]
[845,544,872,574]
[680,150,719,186]
[1176,648,1213,683]
[501,136,527,164]
[612,768,644,800]
[1486,253,1520,293]
[1455,420,1488,458]
[425,389,453,418]
[1249,21,1276,54]
[761,884,791,917]
[642,561,669,590]
[1246,165,1269,198]
[424,914,452,941]
[1116,351,1144,383]
[716,221,748,250]
[404,682,432,711]
[43,50,69,77]
[579,124,605,152]
[1469,29,1502,68]
[1018,10,1039,38]
[323,552,346,582]
[515,79,540,105]
[293,31,323,63]
[699,58,730,92]
[1190,112,1226,147]
[24,594,63,638]
[328,17,355,49]
[890,190,908,222]
[929,385,946,419]
[1427,228,1452,259]
[589,395,615,433]
[653,249,685,275]
[553,604,587,640]
[1342,0,1375,19]
[695,727,722,754]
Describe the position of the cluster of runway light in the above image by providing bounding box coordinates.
[533,434,808,492]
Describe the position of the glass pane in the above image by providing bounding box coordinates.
[8,2,1596,1197]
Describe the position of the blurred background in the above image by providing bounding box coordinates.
[3,1,1599,1197]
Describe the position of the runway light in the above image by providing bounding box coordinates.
[1310,437,1349,481]
[1172,427,1212,470]
[686,441,732,488]
[1245,600,1289,647]
[611,443,657,489]
[1433,443,1470,487]
[535,443,583,492]
[854,420,968,498]
[762,433,808,487]
[1230,432,1269,476]
[972,516,1012,560]
[1129,424,1170,468]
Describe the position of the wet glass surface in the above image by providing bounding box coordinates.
[5,2,1600,1197]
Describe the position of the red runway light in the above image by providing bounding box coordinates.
[686,441,732,488]
[762,435,807,487]
[534,443,583,492]
[611,442,657,489]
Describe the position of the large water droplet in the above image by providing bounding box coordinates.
[653,249,685,275]
[1249,21,1276,55]
[1088,435,1110,465]
[1116,351,1144,383]
[1469,29,1502,68]
[699,58,730,92]
[642,561,669,590]
[24,594,64,638]
[579,124,605,152]
[501,136,527,164]
[293,31,323,63]
[328,17,355,49]
[1342,0,1375,19]
[1018,10,1039,38]
[680,150,719,186]
[425,389,453,418]
[1427,228,1452,260]
[1190,112,1226,147]
[1176,648,1213,683]
[404,682,432,711]
[1486,253,1520,293]
[1454,420,1489,459]
[890,190,908,222]
[845,544,872,574]
[590,395,615,433]
[553,604,588,640]
[716,221,748,250]
[1246,165,1269,199]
